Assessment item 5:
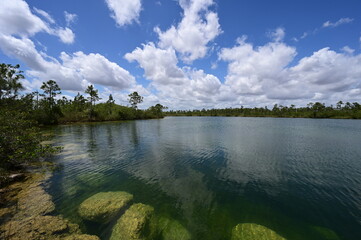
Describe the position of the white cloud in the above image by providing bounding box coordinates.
[33,7,55,24]
[55,27,75,44]
[0,34,135,91]
[155,0,222,63]
[125,42,222,109]
[64,11,77,26]
[0,0,75,44]
[105,0,142,27]
[60,51,135,89]
[0,0,49,37]
[341,46,355,54]
[219,37,297,95]
[220,36,361,104]
[268,27,285,42]
[125,42,185,85]
[301,32,308,39]
[323,17,354,28]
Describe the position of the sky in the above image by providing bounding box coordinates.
[0,0,361,109]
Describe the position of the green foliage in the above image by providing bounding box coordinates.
[85,85,101,120]
[0,103,60,186]
[0,63,24,100]
[166,102,361,119]
[148,104,168,118]
[128,91,143,109]
[85,85,101,106]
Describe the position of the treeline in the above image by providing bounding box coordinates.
[166,102,361,119]
[1,64,167,125]
[32,80,167,124]
[0,63,166,184]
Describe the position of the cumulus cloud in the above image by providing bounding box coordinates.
[219,36,361,104]
[0,34,135,91]
[60,51,135,89]
[0,0,49,37]
[64,11,77,26]
[0,0,75,44]
[125,42,222,108]
[323,17,354,28]
[105,0,142,27]
[219,37,297,95]
[155,0,222,63]
[125,42,185,85]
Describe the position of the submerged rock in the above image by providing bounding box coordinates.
[3,215,81,240]
[0,172,100,240]
[110,203,156,240]
[2,172,55,220]
[62,234,101,240]
[78,191,133,223]
[231,223,286,240]
[158,217,191,240]
[15,183,55,218]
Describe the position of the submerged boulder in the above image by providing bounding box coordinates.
[158,217,191,240]
[78,191,133,223]
[231,223,286,240]
[3,215,81,240]
[63,234,101,240]
[110,203,156,240]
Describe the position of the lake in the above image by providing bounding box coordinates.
[47,117,361,240]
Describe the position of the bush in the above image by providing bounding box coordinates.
[0,105,59,184]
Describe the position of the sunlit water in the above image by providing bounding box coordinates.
[47,117,361,240]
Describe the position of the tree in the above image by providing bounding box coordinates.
[336,101,343,110]
[149,103,167,117]
[0,63,24,100]
[41,80,61,109]
[106,94,115,104]
[73,92,87,111]
[106,94,115,115]
[85,85,101,119]
[128,91,143,109]
[85,85,101,106]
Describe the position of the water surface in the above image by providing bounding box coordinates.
[48,117,361,240]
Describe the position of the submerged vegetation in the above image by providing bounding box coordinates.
[166,101,361,119]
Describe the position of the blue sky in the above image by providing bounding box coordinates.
[0,0,361,109]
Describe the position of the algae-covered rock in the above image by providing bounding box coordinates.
[158,217,191,240]
[78,191,133,223]
[4,172,55,220]
[110,203,156,240]
[3,215,81,240]
[16,184,55,217]
[62,234,101,240]
[231,223,286,240]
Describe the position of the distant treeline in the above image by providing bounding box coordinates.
[166,102,361,119]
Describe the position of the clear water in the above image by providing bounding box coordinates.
[47,117,361,240]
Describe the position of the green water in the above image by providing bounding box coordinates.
[48,117,361,240]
